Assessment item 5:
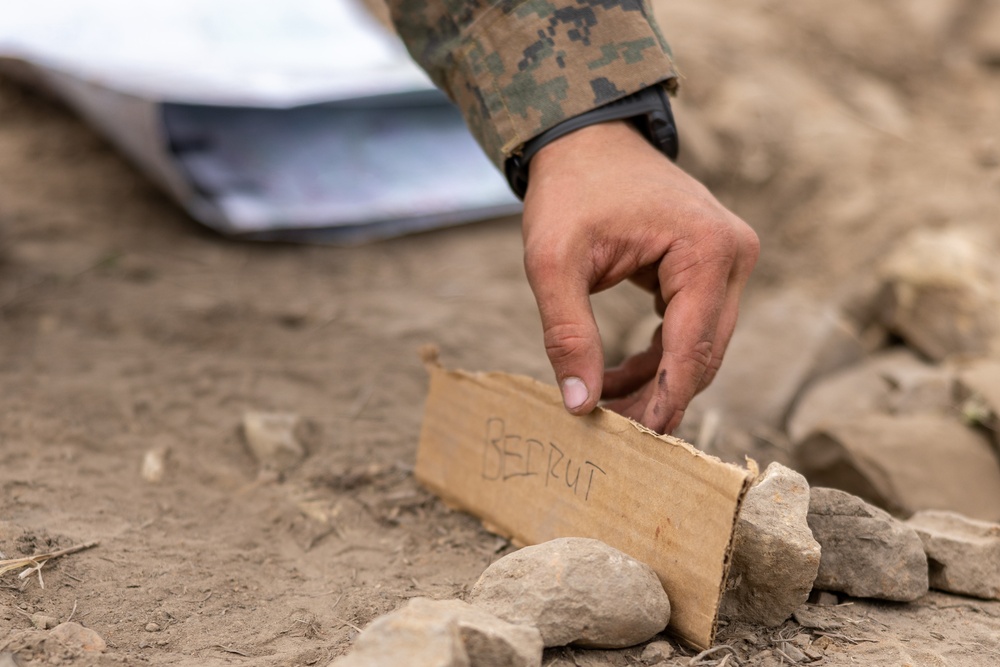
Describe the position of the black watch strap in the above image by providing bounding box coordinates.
[504,83,679,200]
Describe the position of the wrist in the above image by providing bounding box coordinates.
[504,83,679,199]
[531,121,647,176]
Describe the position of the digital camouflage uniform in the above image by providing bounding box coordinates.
[387,0,678,168]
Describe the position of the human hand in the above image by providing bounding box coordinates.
[521,120,759,434]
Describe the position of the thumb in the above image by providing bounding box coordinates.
[525,255,604,415]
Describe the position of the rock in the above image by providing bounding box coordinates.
[881,357,955,415]
[0,652,19,667]
[330,598,542,667]
[956,359,1000,446]
[141,446,169,483]
[908,510,1000,600]
[30,614,57,630]
[49,622,106,652]
[792,606,842,631]
[796,414,1000,521]
[640,641,675,664]
[787,355,893,443]
[144,622,161,632]
[787,349,955,442]
[720,463,820,626]
[876,228,999,361]
[469,538,670,649]
[690,289,865,431]
[241,411,307,472]
[807,488,928,601]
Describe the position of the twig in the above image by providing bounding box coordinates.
[775,648,798,664]
[0,541,99,577]
[212,645,250,657]
[332,616,363,633]
[66,599,78,623]
[187,590,213,604]
[813,630,877,644]
[690,645,742,666]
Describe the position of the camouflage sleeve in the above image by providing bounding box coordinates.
[387,0,678,168]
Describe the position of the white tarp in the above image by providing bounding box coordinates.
[0,0,521,243]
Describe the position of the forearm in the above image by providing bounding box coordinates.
[386,0,679,167]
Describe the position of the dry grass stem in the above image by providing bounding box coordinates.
[0,541,100,580]
[332,616,363,633]
[690,645,743,666]
[66,599,78,623]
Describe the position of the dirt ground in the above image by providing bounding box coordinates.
[3,1,1000,665]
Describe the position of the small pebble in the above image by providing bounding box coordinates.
[144,622,161,632]
[49,622,107,653]
[31,614,58,630]
[640,640,674,664]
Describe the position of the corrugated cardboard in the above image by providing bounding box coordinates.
[415,354,753,649]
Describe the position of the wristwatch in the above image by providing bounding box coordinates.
[503,83,680,200]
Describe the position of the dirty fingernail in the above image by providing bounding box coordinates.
[561,377,589,410]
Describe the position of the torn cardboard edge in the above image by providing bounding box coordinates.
[415,347,754,649]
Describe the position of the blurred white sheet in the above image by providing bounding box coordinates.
[0,0,520,243]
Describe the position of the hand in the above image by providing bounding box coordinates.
[521,120,759,434]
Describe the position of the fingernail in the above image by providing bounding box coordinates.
[561,377,589,410]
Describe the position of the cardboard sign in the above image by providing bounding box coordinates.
[415,358,753,649]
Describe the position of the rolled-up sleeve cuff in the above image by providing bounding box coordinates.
[442,0,678,168]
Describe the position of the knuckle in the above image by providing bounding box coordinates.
[542,322,594,366]
[669,340,714,373]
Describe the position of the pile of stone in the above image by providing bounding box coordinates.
[330,465,1000,664]
[723,462,1000,628]
[668,228,1000,523]
[330,538,672,667]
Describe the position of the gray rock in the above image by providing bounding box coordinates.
[469,538,670,649]
[329,598,542,667]
[796,414,1000,522]
[787,349,955,443]
[241,411,307,472]
[881,357,955,415]
[908,510,1000,600]
[690,289,866,431]
[956,360,1000,447]
[877,228,998,361]
[640,641,675,664]
[720,463,820,626]
[807,488,928,601]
